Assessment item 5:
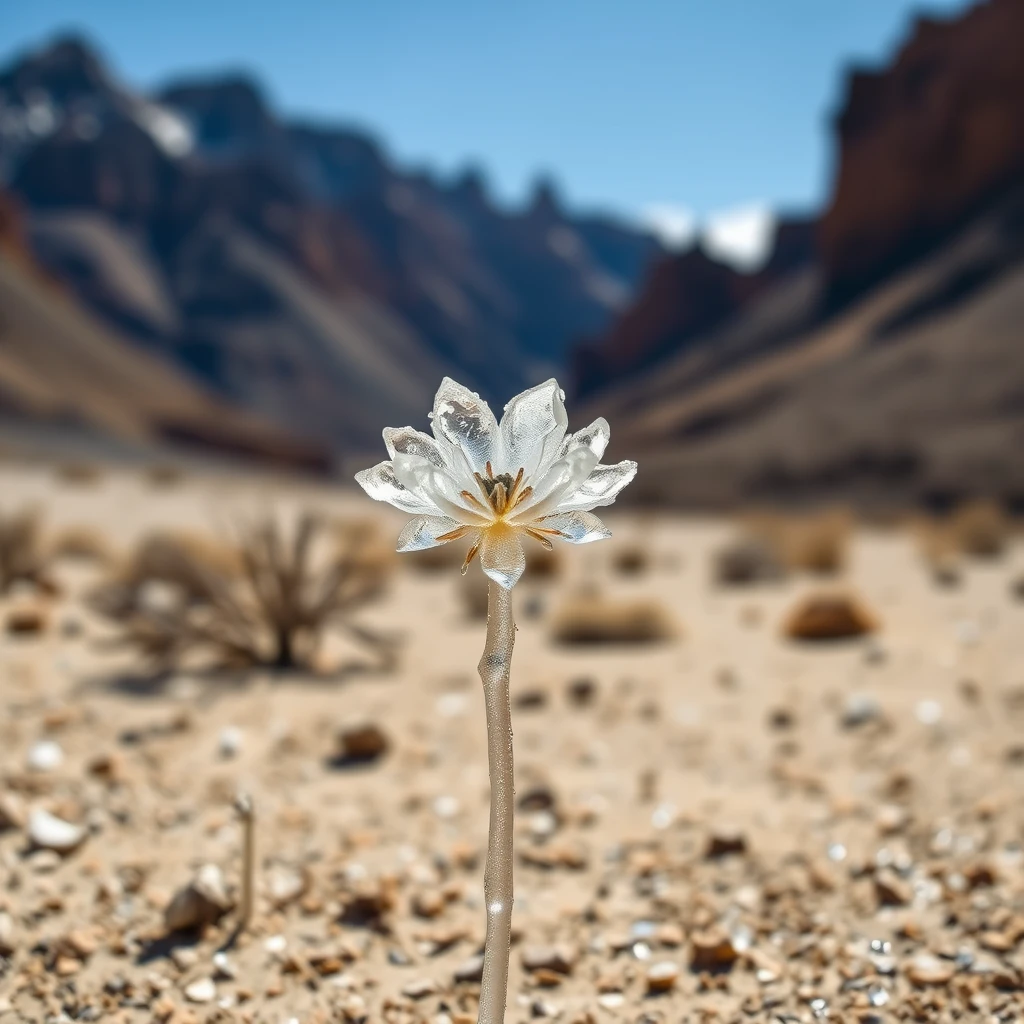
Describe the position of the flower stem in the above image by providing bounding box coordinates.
[477,579,516,1024]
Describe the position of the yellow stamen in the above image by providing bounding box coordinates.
[462,540,481,573]
[437,525,472,542]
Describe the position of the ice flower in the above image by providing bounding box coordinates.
[356,377,637,588]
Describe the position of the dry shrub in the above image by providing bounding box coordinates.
[742,509,850,576]
[0,507,56,595]
[949,500,1008,559]
[782,591,878,642]
[526,543,562,580]
[611,542,651,577]
[90,514,395,673]
[55,461,103,486]
[49,525,116,565]
[909,515,962,586]
[145,463,186,488]
[551,593,677,646]
[714,537,786,586]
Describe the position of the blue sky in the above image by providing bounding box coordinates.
[2,0,973,255]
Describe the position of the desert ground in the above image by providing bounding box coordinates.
[0,463,1023,1024]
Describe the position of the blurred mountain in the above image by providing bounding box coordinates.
[576,0,1024,509]
[0,189,330,469]
[0,37,662,455]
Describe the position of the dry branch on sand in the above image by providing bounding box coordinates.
[89,514,395,673]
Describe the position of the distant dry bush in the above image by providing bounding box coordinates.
[611,541,651,577]
[0,507,56,595]
[948,500,1009,559]
[90,514,395,673]
[49,525,116,565]
[713,536,786,586]
[782,590,878,642]
[551,592,677,645]
[741,508,851,576]
[144,463,186,488]
[55,461,104,486]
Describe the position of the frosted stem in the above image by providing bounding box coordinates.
[235,793,255,932]
[477,580,516,1024]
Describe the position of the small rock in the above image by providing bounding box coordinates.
[217,727,243,760]
[705,827,747,859]
[0,911,15,955]
[267,865,309,908]
[335,722,389,764]
[521,944,576,975]
[170,947,199,970]
[874,869,912,907]
[164,864,233,931]
[28,808,86,854]
[401,978,438,1000]
[212,951,237,980]
[783,592,878,641]
[841,693,883,729]
[86,753,124,782]
[906,953,955,986]
[6,603,48,635]
[453,954,484,983]
[690,929,739,971]
[0,793,26,831]
[566,677,597,707]
[646,961,679,993]
[513,687,548,710]
[876,804,908,835]
[28,849,62,872]
[184,977,216,1004]
[412,890,445,919]
[26,740,63,772]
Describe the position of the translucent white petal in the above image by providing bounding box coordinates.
[393,453,490,525]
[397,515,472,552]
[354,461,439,514]
[538,510,611,544]
[430,377,501,473]
[499,378,567,478]
[383,426,447,468]
[480,525,526,589]
[552,460,638,512]
[559,417,610,462]
[509,447,600,523]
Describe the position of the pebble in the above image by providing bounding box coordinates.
[0,911,15,955]
[645,961,679,993]
[26,740,64,772]
[906,952,955,986]
[28,808,86,853]
[0,793,26,830]
[336,722,389,763]
[217,726,243,759]
[874,869,912,907]
[705,826,747,859]
[401,978,438,999]
[184,977,216,1004]
[690,928,739,970]
[841,693,883,729]
[521,944,576,975]
[164,864,233,931]
[267,865,309,908]
[453,954,484,983]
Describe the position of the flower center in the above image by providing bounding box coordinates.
[462,461,533,519]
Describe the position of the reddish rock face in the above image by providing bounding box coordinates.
[820,0,1024,302]
[574,218,816,397]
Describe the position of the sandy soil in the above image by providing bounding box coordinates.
[1,463,1023,1024]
